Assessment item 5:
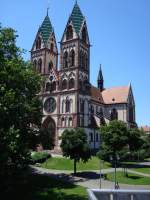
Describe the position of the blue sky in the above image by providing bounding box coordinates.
[1,0,150,126]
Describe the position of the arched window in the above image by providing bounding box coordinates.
[91,105,94,114]
[90,133,93,142]
[62,79,67,90]
[51,81,56,92]
[70,49,75,67]
[79,79,82,90]
[110,108,118,120]
[50,43,54,52]
[36,37,41,49]
[96,133,99,142]
[80,50,83,68]
[38,59,42,73]
[80,100,84,113]
[46,82,51,91]
[85,54,88,69]
[82,27,87,43]
[63,51,68,68]
[69,78,75,89]
[66,25,73,40]
[66,98,70,113]
[69,117,73,127]
[61,117,65,127]
[48,61,53,72]
[33,60,37,70]
[62,100,65,113]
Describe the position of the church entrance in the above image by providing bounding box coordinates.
[42,117,56,149]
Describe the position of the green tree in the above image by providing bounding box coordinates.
[0,25,42,177]
[60,128,91,174]
[99,120,129,162]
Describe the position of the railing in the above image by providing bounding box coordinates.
[87,189,150,200]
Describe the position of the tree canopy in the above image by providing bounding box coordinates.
[60,128,91,174]
[0,25,42,176]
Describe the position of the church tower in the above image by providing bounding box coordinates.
[59,2,91,131]
[31,11,58,75]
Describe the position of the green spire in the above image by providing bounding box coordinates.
[70,2,85,34]
[39,14,53,44]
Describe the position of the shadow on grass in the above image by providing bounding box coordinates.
[2,168,87,200]
[74,171,100,180]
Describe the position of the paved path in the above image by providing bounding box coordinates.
[31,166,150,190]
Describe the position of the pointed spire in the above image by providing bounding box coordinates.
[98,64,103,81]
[39,14,53,44]
[98,64,104,91]
[70,2,85,34]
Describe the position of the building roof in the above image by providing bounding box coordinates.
[39,15,53,43]
[102,86,130,104]
[140,126,150,133]
[70,2,85,34]
[91,85,104,103]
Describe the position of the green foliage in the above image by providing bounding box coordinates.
[99,120,129,161]
[31,151,51,164]
[128,128,143,151]
[0,25,42,176]
[39,127,55,150]
[107,171,150,185]
[40,156,110,170]
[98,121,149,162]
[60,128,91,174]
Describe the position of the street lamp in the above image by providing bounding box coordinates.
[110,154,120,189]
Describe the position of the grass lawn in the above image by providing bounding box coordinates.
[3,170,88,200]
[39,156,111,171]
[132,167,150,174]
[106,171,150,185]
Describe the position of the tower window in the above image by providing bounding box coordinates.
[36,37,41,49]
[46,82,51,91]
[38,58,42,73]
[90,133,93,142]
[69,78,75,89]
[63,51,68,68]
[70,49,75,67]
[66,25,73,40]
[62,79,67,90]
[66,98,70,113]
[129,106,134,122]
[69,117,73,127]
[51,81,56,92]
[48,61,53,72]
[110,108,118,120]
[50,43,54,52]
[82,27,87,43]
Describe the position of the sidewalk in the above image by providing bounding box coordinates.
[31,166,150,190]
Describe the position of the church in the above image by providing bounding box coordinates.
[31,2,136,150]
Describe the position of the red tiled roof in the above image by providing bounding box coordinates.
[102,86,130,104]
[140,126,150,132]
[90,86,104,103]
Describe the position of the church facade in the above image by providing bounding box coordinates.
[31,3,136,150]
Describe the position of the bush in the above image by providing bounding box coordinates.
[30,151,51,164]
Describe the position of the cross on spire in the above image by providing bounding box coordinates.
[47,0,50,16]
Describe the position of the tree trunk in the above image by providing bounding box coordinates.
[74,159,76,175]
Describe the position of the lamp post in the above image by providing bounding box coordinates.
[110,154,120,189]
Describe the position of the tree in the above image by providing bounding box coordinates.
[99,120,129,162]
[127,128,143,160]
[60,128,91,174]
[0,25,42,177]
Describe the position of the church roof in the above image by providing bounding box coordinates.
[91,86,104,103]
[39,15,53,43]
[70,2,85,34]
[102,86,130,104]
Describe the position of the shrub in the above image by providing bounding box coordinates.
[30,151,51,164]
